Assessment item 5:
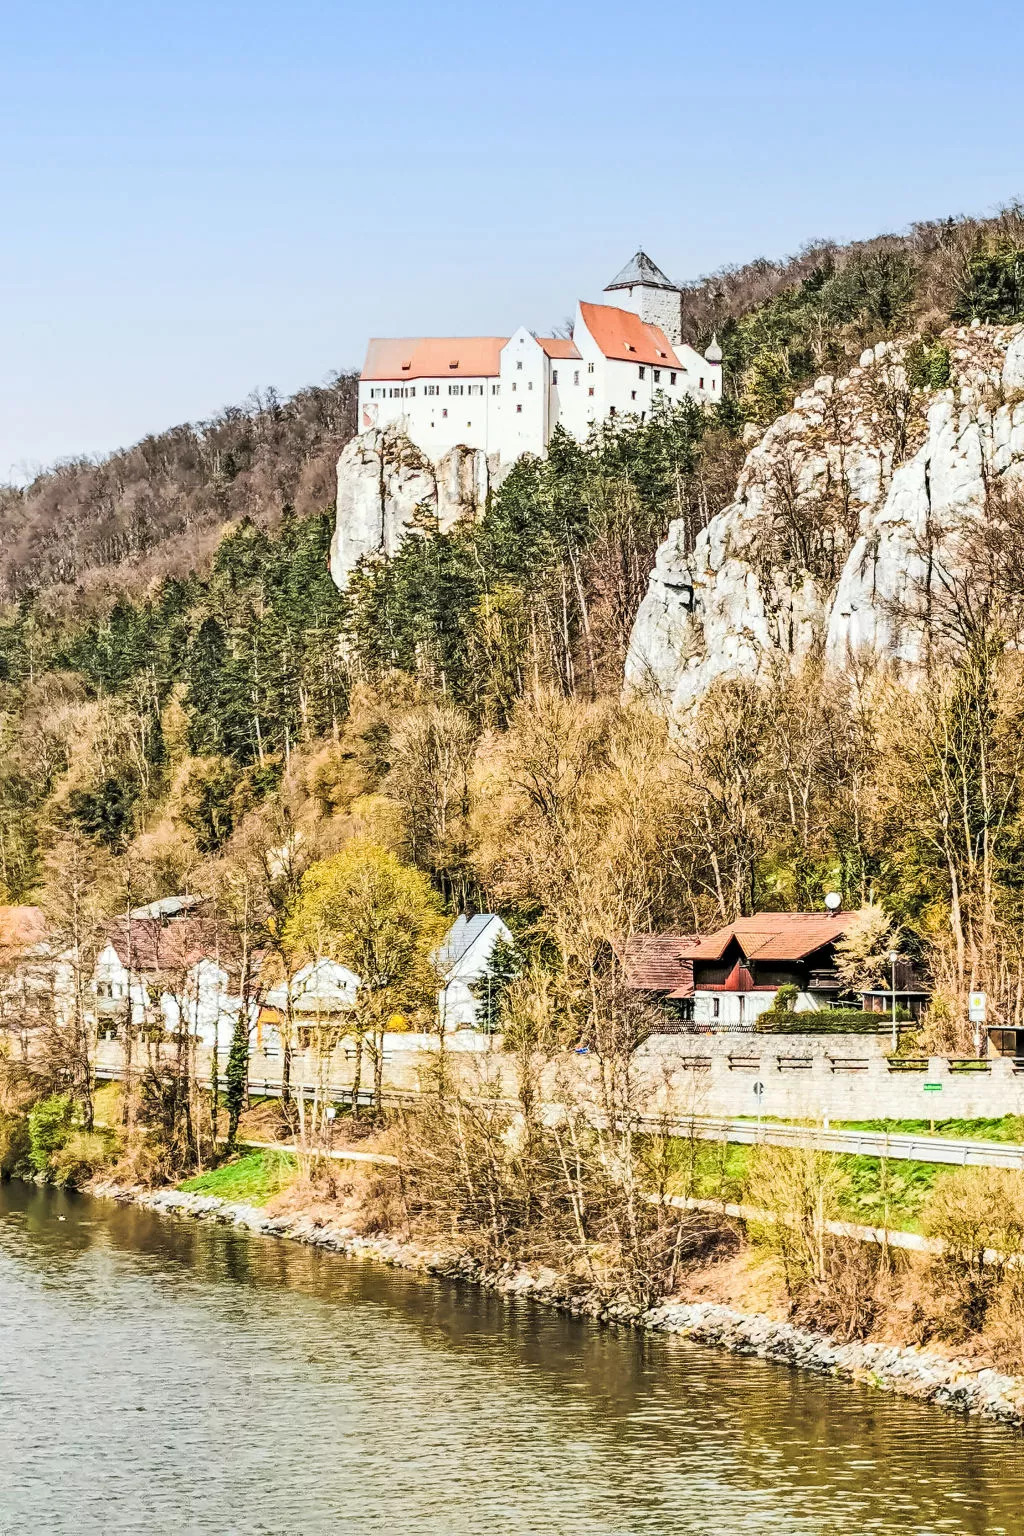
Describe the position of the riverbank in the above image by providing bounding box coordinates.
[90,1177,1024,1431]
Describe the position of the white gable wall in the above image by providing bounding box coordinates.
[495,330,548,461]
[437,915,515,1031]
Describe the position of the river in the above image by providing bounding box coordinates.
[1,1181,1021,1535]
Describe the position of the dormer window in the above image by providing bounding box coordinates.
[449,360,459,370]
[401,360,411,371]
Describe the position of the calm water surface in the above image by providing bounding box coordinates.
[1,1181,1022,1535]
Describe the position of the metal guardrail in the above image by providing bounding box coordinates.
[93,1064,1024,1171]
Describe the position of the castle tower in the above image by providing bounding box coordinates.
[604,250,684,345]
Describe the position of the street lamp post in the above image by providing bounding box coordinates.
[888,951,900,1053]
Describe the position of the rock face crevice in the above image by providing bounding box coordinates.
[625,325,1024,715]
[330,427,495,587]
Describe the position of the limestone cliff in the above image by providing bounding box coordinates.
[624,324,1024,714]
[330,428,493,586]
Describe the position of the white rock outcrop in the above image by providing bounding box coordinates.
[625,326,1024,714]
[330,427,494,587]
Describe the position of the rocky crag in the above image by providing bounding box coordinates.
[625,324,1024,714]
[330,427,495,587]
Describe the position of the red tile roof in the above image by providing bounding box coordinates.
[537,337,581,359]
[620,933,700,993]
[688,912,855,964]
[577,302,682,369]
[361,337,507,382]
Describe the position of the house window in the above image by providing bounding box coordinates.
[552,370,558,384]
[712,997,720,1019]
[492,384,499,395]
[516,404,522,413]
[528,381,533,390]
[608,405,616,415]
[653,369,661,383]
[588,362,594,374]
[699,376,705,389]
[631,390,637,400]
[638,365,646,379]
[712,378,717,389]
[573,371,579,385]
[442,408,448,417]
[670,371,677,385]
[517,361,523,370]
[511,382,516,392]
[588,386,595,396]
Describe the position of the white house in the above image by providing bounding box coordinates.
[91,913,250,1052]
[261,958,360,1052]
[357,251,722,464]
[433,914,515,1031]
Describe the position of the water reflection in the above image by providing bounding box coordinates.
[0,1180,1021,1535]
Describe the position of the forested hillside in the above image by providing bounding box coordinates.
[0,374,358,606]
[5,202,1024,1047]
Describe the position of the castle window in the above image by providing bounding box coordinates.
[631,390,636,400]
[410,388,415,397]
[712,997,720,1019]
[552,370,558,385]
[699,377,704,389]
[573,371,579,385]
[609,405,616,416]
[528,381,533,390]
[588,387,595,396]
[442,408,448,417]
[492,384,499,395]
[511,382,516,392]
[653,369,661,383]
[638,366,645,379]
[670,371,677,385]
[516,404,522,413]
[588,362,594,374]
[712,378,717,389]
[516,361,523,371]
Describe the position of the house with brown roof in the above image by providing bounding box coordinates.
[669,912,858,1030]
[357,250,722,464]
[92,912,256,1051]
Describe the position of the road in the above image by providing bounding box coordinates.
[94,1062,1024,1171]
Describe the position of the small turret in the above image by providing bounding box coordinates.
[704,333,723,364]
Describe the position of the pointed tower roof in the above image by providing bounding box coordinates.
[605,250,679,293]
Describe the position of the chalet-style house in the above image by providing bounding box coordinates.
[673,913,933,1027]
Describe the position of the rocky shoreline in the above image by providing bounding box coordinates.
[93,1182,1024,1429]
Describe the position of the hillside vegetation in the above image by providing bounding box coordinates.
[4,202,1024,1047]
[0,375,358,607]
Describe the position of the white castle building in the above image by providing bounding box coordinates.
[357,252,723,464]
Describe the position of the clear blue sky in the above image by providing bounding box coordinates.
[2,0,1022,479]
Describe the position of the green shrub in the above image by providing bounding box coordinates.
[49,1130,111,1188]
[27,1094,74,1174]
[757,1008,912,1034]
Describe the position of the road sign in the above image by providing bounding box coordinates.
[923,1082,943,1093]
[969,991,987,1023]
